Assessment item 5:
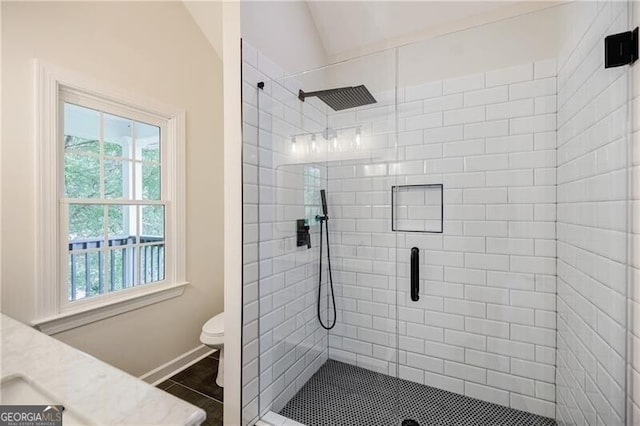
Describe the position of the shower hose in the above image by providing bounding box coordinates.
[317,217,337,330]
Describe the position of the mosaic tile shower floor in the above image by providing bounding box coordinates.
[280,360,556,426]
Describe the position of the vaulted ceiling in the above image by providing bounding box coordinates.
[305,1,559,61]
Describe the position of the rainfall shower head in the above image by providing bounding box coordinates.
[298,85,377,111]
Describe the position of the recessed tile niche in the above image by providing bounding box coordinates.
[392,184,443,233]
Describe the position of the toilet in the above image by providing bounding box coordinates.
[200,312,224,387]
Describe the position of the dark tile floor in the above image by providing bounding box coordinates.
[157,351,223,426]
[281,360,557,426]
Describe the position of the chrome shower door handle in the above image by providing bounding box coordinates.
[411,247,419,302]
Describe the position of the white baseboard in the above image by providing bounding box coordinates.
[140,344,215,386]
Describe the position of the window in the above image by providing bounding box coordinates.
[34,62,186,333]
[63,99,165,302]
[303,165,321,223]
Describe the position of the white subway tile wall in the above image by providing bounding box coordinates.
[242,43,329,424]
[323,57,558,418]
[555,1,629,425]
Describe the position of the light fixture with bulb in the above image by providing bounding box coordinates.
[287,125,367,158]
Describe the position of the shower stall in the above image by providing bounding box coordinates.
[241,2,635,424]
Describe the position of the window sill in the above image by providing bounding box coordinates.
[31,281,190,335]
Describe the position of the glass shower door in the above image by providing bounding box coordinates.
[243,2,633,424]
[245,48,402,424]
[393,3,630,425]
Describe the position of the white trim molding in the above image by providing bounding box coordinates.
[139,344,215,386]
[32,281,189,335]
[35,60,62,319]
[34,60,188,334]
[222,3,242,425]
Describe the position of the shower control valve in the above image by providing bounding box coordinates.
[296,219,311,249]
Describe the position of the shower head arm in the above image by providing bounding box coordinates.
[298,87,353,102]
[298,85,377,111]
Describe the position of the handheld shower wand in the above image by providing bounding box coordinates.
[317,189,336,330]
[320,189,328,218]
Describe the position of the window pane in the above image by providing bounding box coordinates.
[107,205,128,237]
[65,153,100,198]
[141,145,160,163]
[104,113,132,160]
[106,247,136,291]
[104,159,132,199]
[68,204,104,241]
[105,205,136,293]
[67,203,106,302]
[67,251,105,301]
[135,121,160,162]
[104,140,124,158]
[139,242,165,284]
[140,205,164,284]
[304,165,321,223]
[142,163,161,200]
[64,103,99,154]
[141,205,164,238]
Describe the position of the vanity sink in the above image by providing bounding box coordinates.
[1,314,206,425]
[1,375,90,425]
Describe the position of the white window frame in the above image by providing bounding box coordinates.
[33,61,187,334]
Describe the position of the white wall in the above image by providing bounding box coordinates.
[241,1,328,75]
[1,1,224,376]
[183,1,223,58]
[555,1,629,424]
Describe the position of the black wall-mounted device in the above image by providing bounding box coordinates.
[410,247,420,302]
[297,219,311,248]
[605,27,638,68]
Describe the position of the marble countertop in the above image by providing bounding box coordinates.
[0,314,206,425]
